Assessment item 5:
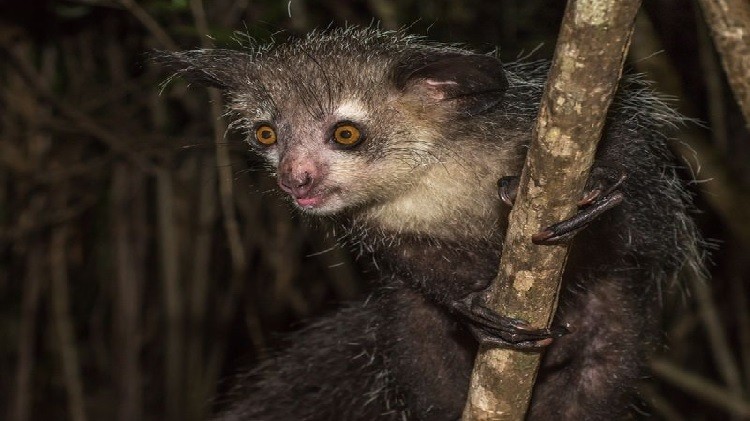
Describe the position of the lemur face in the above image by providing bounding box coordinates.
[156,28,508,216]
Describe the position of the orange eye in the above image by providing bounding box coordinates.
[255,124,277,145]
[333,124,362,146]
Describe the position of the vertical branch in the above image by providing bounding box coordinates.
[188,0,248,283]
[270,217,307,315]
[651,359,750,417]
[462,1,642,419]
[689,269,744,398]
[118,0,179,51]
[696,0,750,127]
[10,243,44,421]
[111,164,144,421]
[106,21,144,421]
[630,8,750,245]
[50,199,88,421]
[185,158,218,421]
[8,42,54,421]
[156,170,184,421]
[732,273,750,390]
[694,9,729,151]
[188,0,251,412]
[630,7,749,405]
[1,45,154,171]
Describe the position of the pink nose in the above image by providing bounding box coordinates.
[278,155,321,198]
[279,169,314,198]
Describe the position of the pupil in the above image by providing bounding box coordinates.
[340,130,352,139]
[261,130,271,139]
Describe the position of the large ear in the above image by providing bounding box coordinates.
[151,49,253,90]
[393,53,508,116]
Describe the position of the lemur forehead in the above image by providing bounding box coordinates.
[335,100,369,121]
[234,103,272,121]
[230,90,275,118]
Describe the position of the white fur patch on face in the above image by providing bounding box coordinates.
[250,108,273,121]
[335,100,369,121]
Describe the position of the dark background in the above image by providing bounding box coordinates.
[1,1,749,420]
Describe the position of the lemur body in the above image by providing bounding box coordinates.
[157,27,701,420]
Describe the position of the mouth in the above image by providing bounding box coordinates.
[295,195,324,208]
[291,188,345,214]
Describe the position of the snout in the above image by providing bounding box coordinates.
[277,155,328,207]
[279,166,315,197]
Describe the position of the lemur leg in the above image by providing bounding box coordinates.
[527,275,659,420]
[532,192,623,244]
[452,294,568,348]
[498,166,627,244]
[369,235,565,349]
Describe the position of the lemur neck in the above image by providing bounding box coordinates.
[358,156,509,243]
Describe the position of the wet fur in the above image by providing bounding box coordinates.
[155,27,703,420]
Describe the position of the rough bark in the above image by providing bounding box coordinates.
[462,1,642,419]
[697,0,750,128]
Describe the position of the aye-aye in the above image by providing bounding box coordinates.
[156,27,703,420]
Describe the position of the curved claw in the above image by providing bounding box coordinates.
[532,191,624,245]
[499,167,626,208]
[452,293,568,349]
[498,176,519,207]
[577,169,627,207]
[499,168,627,245]
[468,325,559,349]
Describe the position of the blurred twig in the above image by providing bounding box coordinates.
[0,192,97,242]
[688,270,744,399]
[732,273,750,392]
[189,0,248,292]
[696,0,750,128]
[10,244,45,421]
[188,2,253,418]
[652,359,750,417]
[631,11,750,247]
[694,7,729,152]
[185,157,218,421]
[156,169,184,421]
[0,44,156,172]
[118,0,179,50]
[112,164,145,421]
[632,8,748,407]
[640,383,685,421]
[49,212,88,421]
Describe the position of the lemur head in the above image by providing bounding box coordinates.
[156,27,508,216]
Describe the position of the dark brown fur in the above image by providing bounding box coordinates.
[155,27,702,420]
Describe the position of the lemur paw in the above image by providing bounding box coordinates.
[452,293,568,349]
[497,166,627,245]
[498,176,519,207]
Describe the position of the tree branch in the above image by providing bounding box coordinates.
[651,358,750,417]
[696,0,750,128]
[462,0,642,419]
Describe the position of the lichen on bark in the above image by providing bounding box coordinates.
[461,0,643,419]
